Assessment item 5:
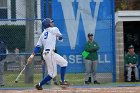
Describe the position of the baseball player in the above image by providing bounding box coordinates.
[27,18,69,90]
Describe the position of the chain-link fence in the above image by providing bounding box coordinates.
[0,0,115,89]
[0,19,43,88]
[1,54,42,87]
[0,0,45,88]
[0,0,86,88]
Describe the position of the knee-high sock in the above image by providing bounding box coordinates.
[61,67,66,83]
[39,75,52,86]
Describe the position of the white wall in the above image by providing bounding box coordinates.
[0,0,42,45]
[0,0,26,25]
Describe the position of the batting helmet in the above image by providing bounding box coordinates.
[42,18,51,29]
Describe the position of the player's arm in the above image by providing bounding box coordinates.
[85,43,93,52]
[91,42,99,52]
[27,45,41,63]
[132,55,138,67]
[27,35,43,63]
[55,27,63,42]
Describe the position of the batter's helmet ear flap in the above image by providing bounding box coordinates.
[42,18,51,29]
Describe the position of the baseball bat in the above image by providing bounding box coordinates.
[15,62,28,83]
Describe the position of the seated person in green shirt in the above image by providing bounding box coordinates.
[124,45,139,82]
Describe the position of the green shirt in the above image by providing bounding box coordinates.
[84,41,99,61]
[125,52,138,65]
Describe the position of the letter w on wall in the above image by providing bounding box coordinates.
[58,0,103,49]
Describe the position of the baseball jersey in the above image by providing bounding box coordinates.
[84,41,99,61]
[36,27,62,52]
[125,52,138,65]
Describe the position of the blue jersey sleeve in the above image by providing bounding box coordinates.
[33,45,41,54]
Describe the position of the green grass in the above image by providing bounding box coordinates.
[2,72,140,88]
[3,71,42,88]
[2,72,86,88]
[3,72,85,88]
[65,73,85,85]
[4,72,84,88]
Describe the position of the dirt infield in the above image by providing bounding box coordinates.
[0,86,140,93]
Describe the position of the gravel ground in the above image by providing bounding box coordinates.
[0,86,140,93]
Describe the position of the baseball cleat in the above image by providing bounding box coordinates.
[60,80,71,86]
[54,82,59,85]
[59,81,71,89]
[84,81,90,85]
[35,84,43,90]
[94,80,100,84]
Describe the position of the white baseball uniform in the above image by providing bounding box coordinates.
[36,27,68,78]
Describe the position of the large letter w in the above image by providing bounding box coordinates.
[59,0,103,49]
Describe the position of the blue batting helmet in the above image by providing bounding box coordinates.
[42,18,51,29]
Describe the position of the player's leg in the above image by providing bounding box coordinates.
[88,74,92,83]
[54,53,68,85]
[0,62,4,86]
[92,60,100,84]
[84,59,92,84]
[41,60,51,85]
[134,67,139,81]
[35,63,52,89]
[35,75,52,90]
[127,67,132,81]
[35,52,57,90]
[53,76,59,85]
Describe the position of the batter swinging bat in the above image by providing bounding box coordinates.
[15,62,28,83]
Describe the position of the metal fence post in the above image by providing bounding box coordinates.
[25,0,35,84]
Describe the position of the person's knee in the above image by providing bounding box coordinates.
[85,68,91,73]
[134,67,138,70]
[53,76,57,81]
[134,67,139,73]
[61,61,68,67]
[127,67,132,71]
[48,73,57,78]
